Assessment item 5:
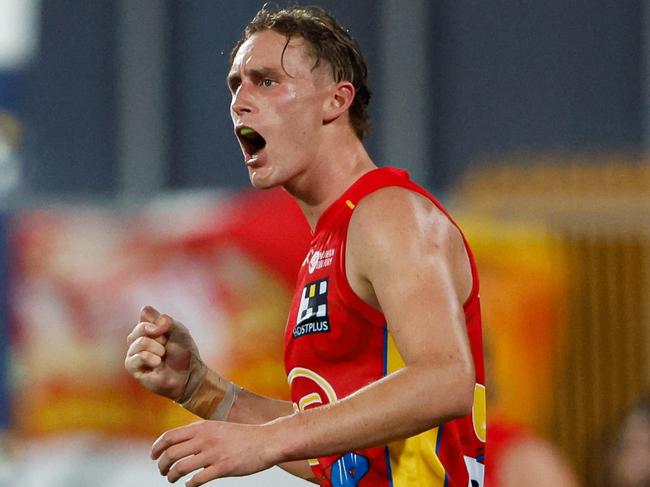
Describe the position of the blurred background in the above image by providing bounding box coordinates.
[0,0,648,486]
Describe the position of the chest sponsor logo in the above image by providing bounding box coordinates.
[308,248,336,274]
[294,278,330,339]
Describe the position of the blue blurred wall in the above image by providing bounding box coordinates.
[23,1,118,196]
[434,0,643,186]
[18,1,645,195]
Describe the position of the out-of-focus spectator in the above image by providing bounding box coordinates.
[609,395,650,487]
[484,333,579,486]
[486,411,580,486]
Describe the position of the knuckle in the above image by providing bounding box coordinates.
[139,352,156,367]
[126,340,138,355]
[169,442,186,457]
[126,324,145,345]
[132,337,148,353]
[126,354,145,372]
[132,354,145,368]
[136,350,149,362]
[160,431,175,446]
[172,462,188,476]
[132,336,158,355]
[187,472,202,487]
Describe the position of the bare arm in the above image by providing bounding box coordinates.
[227,388,318,483]
[150,187,478,485]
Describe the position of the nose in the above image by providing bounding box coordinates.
[231,83,254,116]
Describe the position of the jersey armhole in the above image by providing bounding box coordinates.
[337,214,386,327]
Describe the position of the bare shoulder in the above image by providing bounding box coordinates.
[346,186,472,307]
[348,185,466,265]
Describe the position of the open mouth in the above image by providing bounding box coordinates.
[237,126,267,158]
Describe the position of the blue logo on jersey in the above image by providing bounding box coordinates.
[331,452,369,486]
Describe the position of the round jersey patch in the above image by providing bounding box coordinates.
[308,250,320,274]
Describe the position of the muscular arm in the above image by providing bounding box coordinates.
[150,187,478,485]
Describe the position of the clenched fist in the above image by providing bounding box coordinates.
[125,306,206,402]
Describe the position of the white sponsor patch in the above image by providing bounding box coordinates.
[308,248,335,274]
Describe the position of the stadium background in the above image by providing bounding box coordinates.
[0,1,648,485]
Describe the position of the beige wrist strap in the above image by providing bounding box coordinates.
[178,368,239,421]
[211,380,239,421]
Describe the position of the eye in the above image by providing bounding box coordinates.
[261,78,275,87]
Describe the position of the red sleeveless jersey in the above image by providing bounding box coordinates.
[284,168,486,487]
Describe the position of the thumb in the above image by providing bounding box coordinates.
[140,305,161,324]
[141,306,173,338]
[153,314,174,335]
[144,313,174,338]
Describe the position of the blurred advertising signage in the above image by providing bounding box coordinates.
[9,189,310,438]
[0,214,9,428]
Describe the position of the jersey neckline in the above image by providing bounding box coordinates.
[312,167,409,237]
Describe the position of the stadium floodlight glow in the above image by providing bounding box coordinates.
[0,0,40,69]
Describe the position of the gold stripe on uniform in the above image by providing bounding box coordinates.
[386,333,447,487]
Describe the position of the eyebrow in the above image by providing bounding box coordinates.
[226,72,240,91]
[226,66,284,90]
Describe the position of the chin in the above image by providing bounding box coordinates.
[248,169,280,190]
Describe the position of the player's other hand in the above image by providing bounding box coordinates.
[151,420,279,486]
[125,306,205,402]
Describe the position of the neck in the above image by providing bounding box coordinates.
[283,135,376,230]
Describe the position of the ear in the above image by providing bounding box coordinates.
[323,81,356,124]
